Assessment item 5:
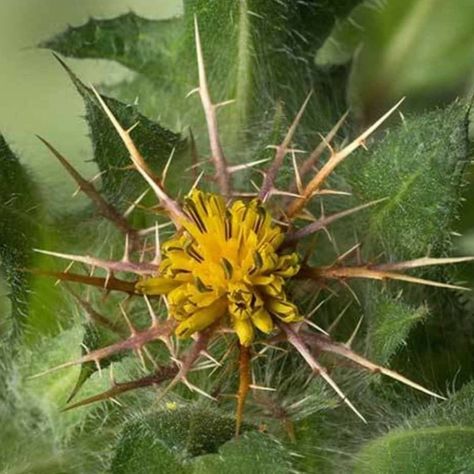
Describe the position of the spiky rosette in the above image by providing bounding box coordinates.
[31,17,473,435]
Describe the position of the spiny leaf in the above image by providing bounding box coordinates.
[355,427,474,474]
[44,2,362,165]
[112,437,187,474]
[55,55,189,207]
[410,380,474,427]
[0,135,41,342]
[0,414,102,474]
[40,13,183,80]
[345,101,470,259]
[1,324,117,472]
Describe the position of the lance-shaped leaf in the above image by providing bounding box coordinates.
[344,102,470,259]
[40,13,183,80]
[0,135,41,341]
[56,56,189,207]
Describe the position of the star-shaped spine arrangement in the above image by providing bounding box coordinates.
[32,17,473,434]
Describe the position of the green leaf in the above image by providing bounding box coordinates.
[40,13,183,80]
[1,325,115,473]
[315,1,373,68]
[354,381,474,474]
[355,427,474,474]
[0,137,76,347]
[346,102,470,259]
[0,415,100,474]
[0,135,41,342]
[56,56,188,207]
[366,289,428,365]
[191,431,295,474]
[112,438,188,474]
[111,407,237,473]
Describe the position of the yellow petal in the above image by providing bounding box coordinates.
[135,277,178,295]
[275,254,300,277]
[233,317,254,346]
[258,275,284,297]
[266,297,301,323]
[175,298,227,339]
[168,284,190,307]
[248,275,273,286]
[183,190,227,241]
[251,307,273,334]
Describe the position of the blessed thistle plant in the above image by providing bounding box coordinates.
[29,17,473,436]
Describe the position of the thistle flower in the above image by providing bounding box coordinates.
[31,17,473,434]
[136,190,300,346]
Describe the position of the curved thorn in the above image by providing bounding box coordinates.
[259,91,313,200]
[280,323,367,423]
[194,15,231,195]
[89,85,186,225]
[26,268,138,294]
[285,198,387,243]
[33,248,157,275]
[375,256,474,272]
[294,110,350,189]
[286,98,404,220]
[30,320,177,379]
[300,262,472,292]
[37,135,135,237]
[305,333,446,400]
[63,366,178,410]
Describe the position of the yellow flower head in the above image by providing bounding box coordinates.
[136,190,301,346]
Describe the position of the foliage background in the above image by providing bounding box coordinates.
[0,0,474,473]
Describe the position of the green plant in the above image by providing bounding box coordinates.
[1,1,473,473]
